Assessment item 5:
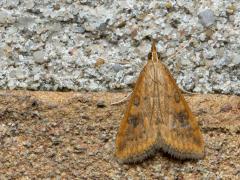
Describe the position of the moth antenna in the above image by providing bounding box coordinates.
[166,37,194,62]
[179,85,198,95]
[111,91,132,105]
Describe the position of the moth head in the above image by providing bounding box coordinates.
[147,51,161,62]
[147,40,161,62]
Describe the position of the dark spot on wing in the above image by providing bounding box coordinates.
[133,95,140,106]
[184,128,193,138]
[142,129,146,135]
[174,91,180,103]
[128,115,139,128]
[118,142,126,151]
[156,117,161,124]
[176,111,189,128]
[143,96,148,100]
[193,135,202,145]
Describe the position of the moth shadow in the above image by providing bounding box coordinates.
[158,150,200,164]
[120,154,158,168]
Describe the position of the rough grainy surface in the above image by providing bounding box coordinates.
[0,0,239,94]
[0,90,239,179]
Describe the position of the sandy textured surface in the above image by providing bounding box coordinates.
[0,90,239,179]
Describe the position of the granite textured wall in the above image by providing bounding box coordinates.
[0,0,239,94]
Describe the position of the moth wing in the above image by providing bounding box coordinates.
[115,62,160,163]
[153,62,205,159]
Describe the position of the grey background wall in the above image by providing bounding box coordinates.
[0,0,239,94]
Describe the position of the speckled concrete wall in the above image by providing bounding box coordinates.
[0,0,239,94]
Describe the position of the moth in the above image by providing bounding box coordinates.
[115,41,205,163]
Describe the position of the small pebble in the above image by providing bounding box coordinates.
[198,9,215,27]
[96,100,106,108]
[220,104,232,112]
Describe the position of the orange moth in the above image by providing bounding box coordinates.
[115,41,204,163]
